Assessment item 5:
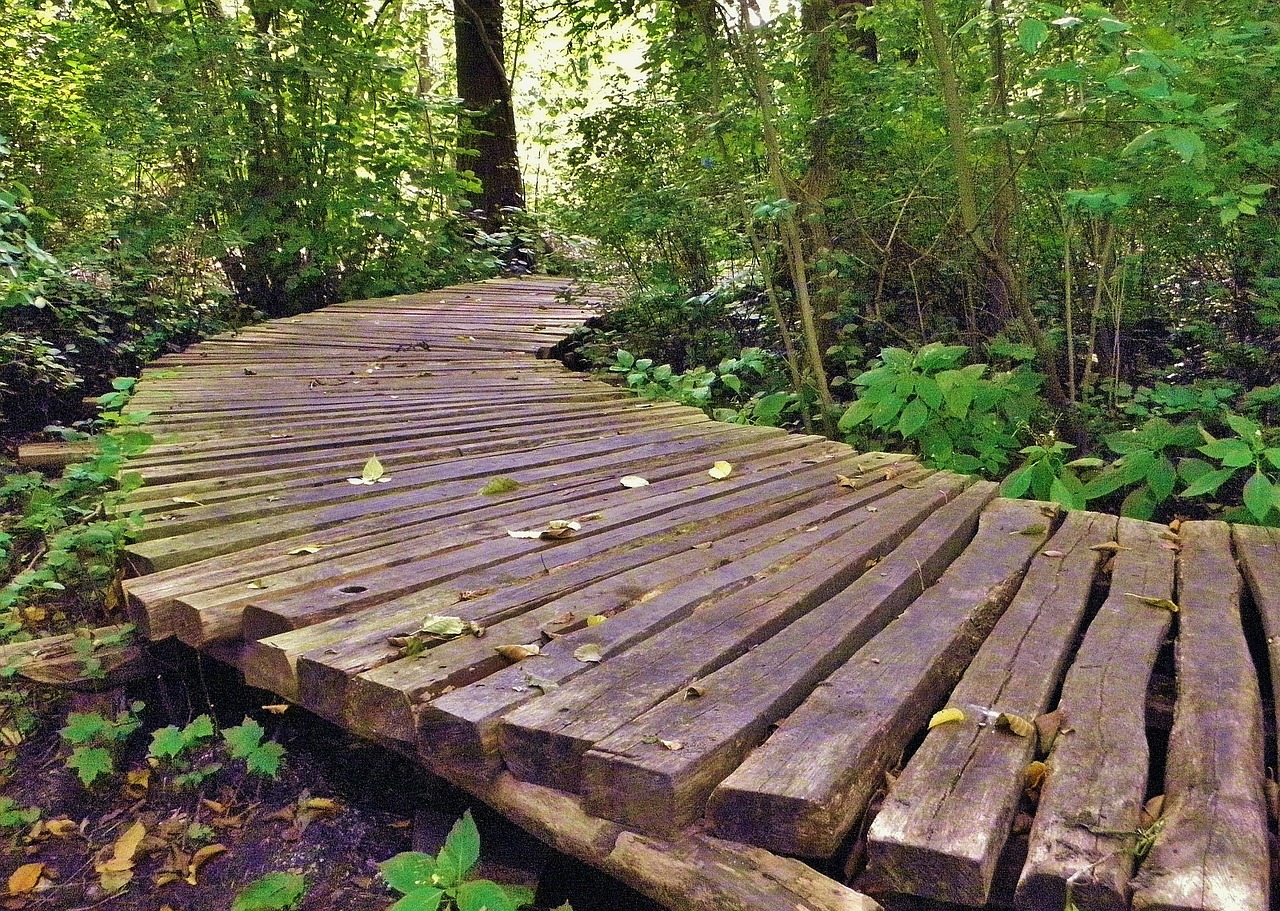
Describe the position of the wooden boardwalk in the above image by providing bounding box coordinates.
[119,277,1277,911]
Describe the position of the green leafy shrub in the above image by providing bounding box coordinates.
[1182,413,1280,525]
[838,343,1044,476]
[1001,439,1104,510]
[222,718,286,779]
[59,701,144,787]
[1081,418,1201,519]
[380,811,536,911]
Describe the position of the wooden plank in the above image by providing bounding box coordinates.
[439,772,884,911]
[15,441,98,470]
[1129,521,1270,911]
[1233,523,1280,761]
[123,419,733,571]
[496,473,971,795]
[864,510,1116,907]
[224,432,825,645]
[1015,518,1177,911]
[266,457,920,715]
[578,480,998,837]
[348,468,934,743]
[125,436,859,641]
[706,497,1055,857]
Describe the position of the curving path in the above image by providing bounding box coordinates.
[120,278,1277,911]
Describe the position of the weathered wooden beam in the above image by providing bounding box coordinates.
[1016,518,1176,911]
[706,497,1054,857]
[1129,521,1270,911]
[865,510,1116,906]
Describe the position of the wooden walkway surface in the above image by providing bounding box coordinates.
[119,277,1278,911]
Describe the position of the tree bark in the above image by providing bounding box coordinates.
[454,0,524,221]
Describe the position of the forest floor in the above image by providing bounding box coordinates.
[0,634,659,911]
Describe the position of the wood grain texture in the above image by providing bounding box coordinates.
[1016,518,1176,911]
[1130,521,1270,911]
[865,510,1116,907]
[706,497,1054,857]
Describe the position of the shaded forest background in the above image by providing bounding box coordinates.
[2,0,1279,528]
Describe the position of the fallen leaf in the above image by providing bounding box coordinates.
[542,519,582,540]
[299,798,342,815]
[418,614,467,638]
[171,496,205,507]
[708,460,733,480]
[185,844,227,884]
[285,545,324,555]
[1125,593,1179,613]
[8,863,43,896]
[620,475,650,488]
[154,871,183,887]
[496,644,541,662]
[866,505,879,513]
[99,869,133,893]
[929,707,965,729]
[659,739,684,751]
[996,712,1037,740]
[246,580,267,590]
[1090,542,1130,553]
[573,643,603,664]
[1024,760,1048,792]
[525,675,559,694]
[45,818,78,838]
[347,455,391,485]
[1035,710,1064,754]
[1142,794,1166,828]
[586,615,607,627]
[685,685,705,699]
[110,821,147,867]
[691,542,713,550]
[507,529,543,539]
[836,475,859,488]
[1041,550,1065,557]
[459,588,495,601]
[261,704,290,715]
[124,767,150,799]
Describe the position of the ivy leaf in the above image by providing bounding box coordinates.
[66,746,114,786]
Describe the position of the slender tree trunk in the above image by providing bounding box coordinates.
[919,0,1081,439]
[454,0,524,221]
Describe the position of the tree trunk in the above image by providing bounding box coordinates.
[454,0,524,221]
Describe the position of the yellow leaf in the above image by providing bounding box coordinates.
[1089,542,1129,553]
[586,615,607,627]
[458,588,495,601]
[8,862,44,895]
[708,460,733,480]
[1041,550,1065,558]
[928,707,965,729]
[299,798,342,815]
[261,704,290,715]
[154,872,182,888]
[996,712,1037,739]
[46,818,78,837]
[836,474,859,489]
[619,475,650,488]
[185,844,227,884]
[1015,524,1048,536]
[659,739,683,751]
[361,456,385,482]
[496,643,541,662]
[573,643,603,664]
[124,767,151,799]
[112,821,146,866]
[246,580,267,590]
[1125,593,1179,613]
[99,869,133,894]
[286,544,324,555]
[171,496,206,506]
[2,726,24,746]
[1024,760,1048,791]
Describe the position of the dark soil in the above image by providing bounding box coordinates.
[0,642,661,911]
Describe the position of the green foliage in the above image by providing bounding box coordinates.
[838,344,1044,476]
[58,701,143,787]
[380,811,536,911]
[1001,440,1104,510]
[1082,418,1202,519]
[0,796,40,829]
[222,718,286,779]
[1184,414,1280,524]
[148,714,216,763]
[231,872,307,911]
